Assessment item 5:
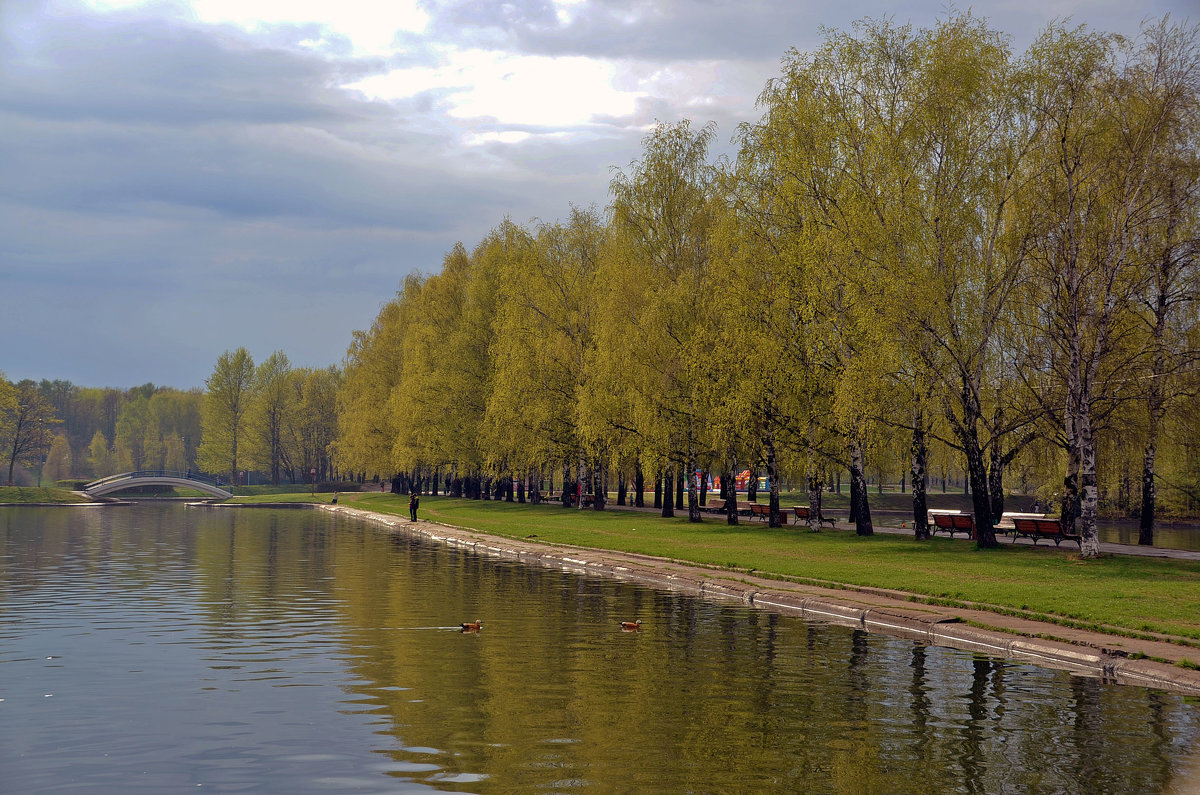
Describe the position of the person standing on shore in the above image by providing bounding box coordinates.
[409,492,419,521]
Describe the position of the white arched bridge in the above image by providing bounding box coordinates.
[83,470,232,500]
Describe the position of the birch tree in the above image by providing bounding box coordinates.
[609,120,720,523]
[2,380,57,485]
[1021,21,1199,557]
[197,348,255,488]
[249,351,293,485]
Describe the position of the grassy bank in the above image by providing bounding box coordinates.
[230,491,1200,644]
[0,486,90,503]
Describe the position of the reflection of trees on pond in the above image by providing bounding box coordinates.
[8,507,1198,792]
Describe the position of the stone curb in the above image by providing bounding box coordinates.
[215,502,1200,697]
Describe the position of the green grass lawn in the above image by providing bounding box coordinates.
[228,491,1200,643]
[0,486,90,503]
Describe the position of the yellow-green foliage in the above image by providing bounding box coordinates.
[324,15,1200,526]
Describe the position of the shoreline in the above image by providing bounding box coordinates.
[218,501,1200,697]
[15,497,1196,694]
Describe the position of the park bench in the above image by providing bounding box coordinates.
[792,505,835,528]
[931,512,976,539]
[748,503,774,522]
[994,511,1045,532]
[704,498,729,514]
[1011,517,1082,550]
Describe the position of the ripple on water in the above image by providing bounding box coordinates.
[2,504,1199,795]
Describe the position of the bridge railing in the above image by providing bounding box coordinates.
[84,470,225,490]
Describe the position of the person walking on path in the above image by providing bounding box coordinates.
[409,492,419,521]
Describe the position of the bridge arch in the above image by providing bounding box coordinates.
[84,471,232,500]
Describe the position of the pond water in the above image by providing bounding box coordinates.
[1,504,1198,793]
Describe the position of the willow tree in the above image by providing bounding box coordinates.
[197,348,255,487]
[1019,21,1199,557]
[737,19,929,536]
[745,15,1036,544]
[609,121,721,522]
[487,208,604,506]
[589,229,655,509]
[336,276,420,482]
[249,350,293,485]
[385,233,504,495]
[712,144,840,529]
[899,14,1040,546]
[287,366,340,484]
[1129,22,1200,545]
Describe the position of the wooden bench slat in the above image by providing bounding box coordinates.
[932,512,975,538]
[1011,517,1082,550]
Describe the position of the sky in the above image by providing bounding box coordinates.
[2,0,1194,390]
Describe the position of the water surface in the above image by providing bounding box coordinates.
[1,504,1197,792]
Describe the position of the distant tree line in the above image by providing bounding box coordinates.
[0,376,203,485]
[331,15,1200,558]
[0,355,340,491]
[196,349,341,488]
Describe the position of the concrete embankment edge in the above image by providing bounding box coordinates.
[229,503,1200,697]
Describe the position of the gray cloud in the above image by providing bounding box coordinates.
[1,0,1193,388]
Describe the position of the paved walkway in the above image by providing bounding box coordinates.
[614,502,1200,560]
[868,516,1200,560]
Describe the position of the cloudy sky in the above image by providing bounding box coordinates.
[2,0,1193,389]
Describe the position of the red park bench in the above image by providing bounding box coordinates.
[1011,517,1082,550]
[748,503,773,522]
[931,512,976,539]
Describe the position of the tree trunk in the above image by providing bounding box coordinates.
[562,461,574,508]
[660,467,674,518]
[963,440,997,547]
[1077,408,1101,558]
[726,454,739,526]
[1061,405,1080,536]
[764,431,782,527]
[653,468,662,509]
[848,440,873,536]
[617,471,626,506]
[1140,440,1157,546]
[911,408,930,540]
[634,462,644,507]
[950,394,998,547]
[592,457,605,511]
[687,442,702,523]
[806,468,822,532]
[848,469,859,525]
[1140,365,1166,545]
[577,454,587,510]
[988,440,1005,523]
[675,467,684,511]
